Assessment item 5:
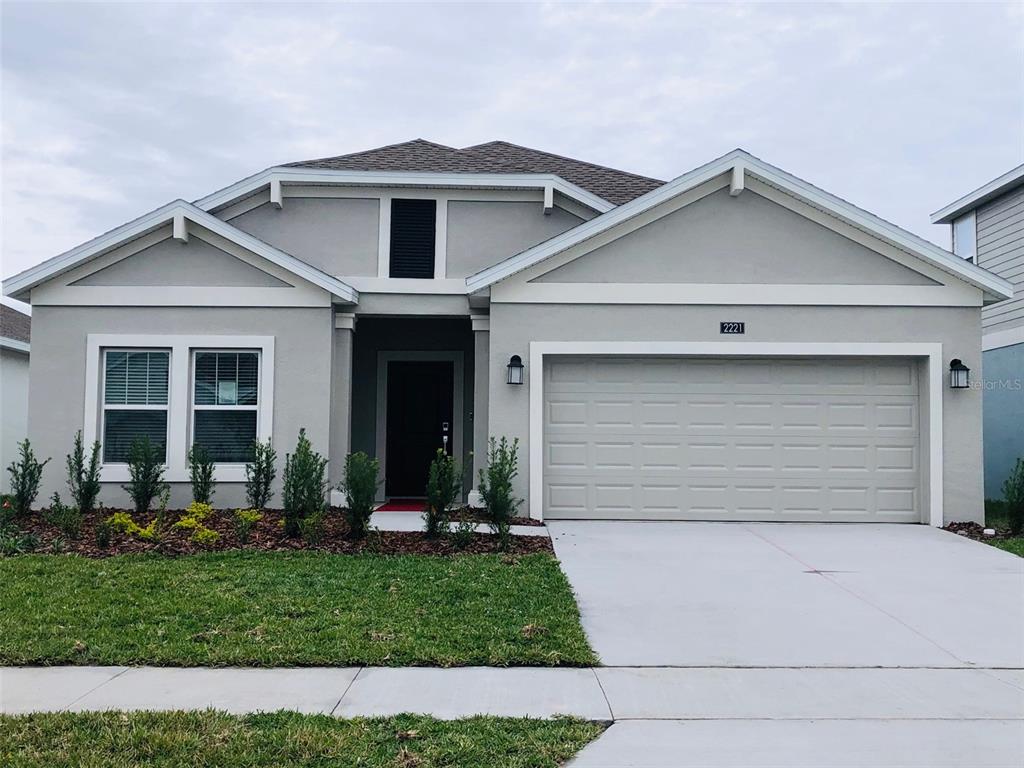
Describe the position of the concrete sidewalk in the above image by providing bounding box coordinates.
[371,511,548,537]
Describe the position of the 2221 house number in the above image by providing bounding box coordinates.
[720,322,745,334]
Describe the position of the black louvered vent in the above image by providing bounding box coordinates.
[389,199,436,278]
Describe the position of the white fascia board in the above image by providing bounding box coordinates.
[0,337,30,354]
[982,326,1024,351]
[466,149,1015,302]
[195,167,615,216]
[931,164,1024,224]
[2,199,358,305]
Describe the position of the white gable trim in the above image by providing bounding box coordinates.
[0,337,29,354]
[467,150,1014,302]
[3,200,358,304]
[195,167,615,217]
[932,164,1024,224]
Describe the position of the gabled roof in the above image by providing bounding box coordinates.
[285,138,665,205]
[931,163,1024,224]
[2,201,358,304]
[0,303,31,348]
[466,149,1015,303]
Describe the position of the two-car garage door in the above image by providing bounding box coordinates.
[543,356,922,522]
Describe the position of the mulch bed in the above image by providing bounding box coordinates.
[942,520,1017,543]
[449,508,545,527]
[11,507,553,559]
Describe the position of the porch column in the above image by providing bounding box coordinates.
[330,312,356,490]
[470,314,490,507]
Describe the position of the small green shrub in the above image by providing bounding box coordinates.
[44,492,83,539]
[103,511,158,541]
[94,519,112,549]
[299,510,326,545]
[121,437,167,515]
[245,439,277,509]
[423,449,461,539]
[66,430,102,515]
[6,439,50,517]
[172,501,219,545]
[233,508,262,544]
[0,522,38,556]
[1002,457,1024,535]
[187,444,216,505]
[339,451,380,540]
[282,429,328,538]
[478,436,523,550]
[451,517,476,549]
[1,494,13,524]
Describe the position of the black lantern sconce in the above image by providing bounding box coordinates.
[506,355,525,385]
[949,359,970,389]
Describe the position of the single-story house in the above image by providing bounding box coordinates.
[932,165,1024,499]
[3,140,1014,524]
[1,302,31,493]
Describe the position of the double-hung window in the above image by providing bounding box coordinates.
[102,350,170,462]
[192,351,260,462]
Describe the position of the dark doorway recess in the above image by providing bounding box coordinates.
[385,360,454,497]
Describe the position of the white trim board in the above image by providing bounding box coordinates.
[3,200,358,305]
[0,338,29,354]
[373,351,465,501]
[982,326,1024,351]
[467,149,1013,302]
[932,164,1024,223]
[527,341,945,527]
[83,334,275,484]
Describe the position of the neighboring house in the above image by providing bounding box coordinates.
[1,303,31,493]
[2,140,1013,525]
[932,165,1024,499]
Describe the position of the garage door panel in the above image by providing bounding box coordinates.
[544,356,921,522]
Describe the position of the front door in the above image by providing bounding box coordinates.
[385,360,455,497]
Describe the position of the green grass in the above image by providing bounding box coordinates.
[984,499,1024,557]
[0,711,606,767]
[989,538,1024,557]
[0,552,596,666]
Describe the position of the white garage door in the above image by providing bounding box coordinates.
[543,356,921,522]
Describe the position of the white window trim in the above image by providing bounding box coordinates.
[190,349,263,467]
[527,341,944,527]
[85,334,274,483]
[100,348,172,465]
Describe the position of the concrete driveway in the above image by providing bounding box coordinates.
[549,521,1024,668]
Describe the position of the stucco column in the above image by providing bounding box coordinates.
[330,312,356,492]
[470,314,490,507]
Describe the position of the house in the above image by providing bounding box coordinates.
[1,302,31,492]
[932,165,1024,499]
[2,140,1013,524]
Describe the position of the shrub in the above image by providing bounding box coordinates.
[0,522,38,556]
[245,439,277,509]
[299,510,326,545]
[1,495,13,525]
[187,444,216,505]
[66,431,102,515]
[121,437,167,515]
[1003,457,1024,535]
[171,501,219,545]
[104,510,158,540]
[423,449,461,539]
[451,517,476,550]
[233,508,262,544]
[44,492,83,539]
[477,436,523,551]
[6,439,50,517]
[339,451,380,540]
[282,429,328,538]
[94,519,112,549]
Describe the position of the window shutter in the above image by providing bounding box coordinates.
[389,199,436,278]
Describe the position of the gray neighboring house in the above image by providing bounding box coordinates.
[933,165,1024,499]
[1,303,31,492]
[2,140,1014,525]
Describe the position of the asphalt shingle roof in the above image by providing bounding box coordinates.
[0,304,30,344]
[285,139,664,206]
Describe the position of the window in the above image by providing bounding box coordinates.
[952,212,977,262]
[192,351,259,462]
[389,198,436,278]
[102,350,169,463]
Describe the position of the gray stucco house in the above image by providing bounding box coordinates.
[3,140,1014,525]
[932,165,1024,499]
[1,302,31,492]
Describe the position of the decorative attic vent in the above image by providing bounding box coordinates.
[389,199,436,278]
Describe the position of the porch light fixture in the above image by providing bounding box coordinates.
[949,359,970,389]
[506,355,525,385]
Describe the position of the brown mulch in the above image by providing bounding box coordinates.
[449,508,545,527]
[942,520,1017,543]
[12,507,552,559]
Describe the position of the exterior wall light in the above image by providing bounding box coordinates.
[506,355,525,385]
[949,359,970,389]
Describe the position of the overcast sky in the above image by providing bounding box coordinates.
[2,1,1022,292]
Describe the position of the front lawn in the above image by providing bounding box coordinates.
[0,711,606,768]
[0,552,596,666]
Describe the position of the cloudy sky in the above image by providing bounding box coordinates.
[2,1,1022,293]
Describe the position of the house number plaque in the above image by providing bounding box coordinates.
[719,322,745,334]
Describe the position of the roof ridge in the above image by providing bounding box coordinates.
[462,140,665,184]
[284,138,460,167]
